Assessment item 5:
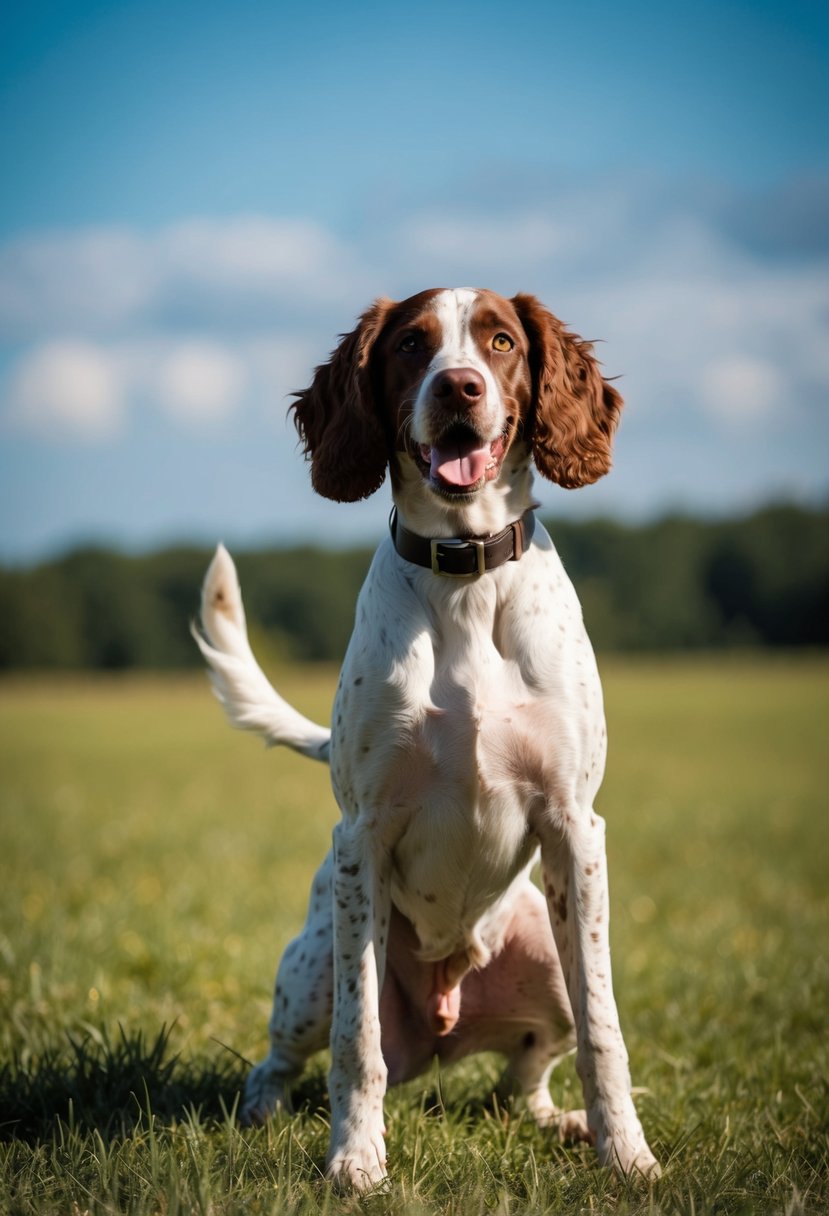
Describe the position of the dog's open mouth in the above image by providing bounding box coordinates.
[416,424,508,496]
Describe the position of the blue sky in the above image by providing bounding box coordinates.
[1,0,827,560]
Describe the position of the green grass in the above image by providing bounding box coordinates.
[0,657,827,1214]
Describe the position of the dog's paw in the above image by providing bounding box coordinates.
[554,1108,594,1144]
[240,1062,293,1126]
[620,1145,662,1180]
[599,1134,661,1180]
[326,1132,387,1192]
[326,1151,387,1192]
[523,1093,594,1145]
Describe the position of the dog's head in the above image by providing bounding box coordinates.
[291,288,622,512]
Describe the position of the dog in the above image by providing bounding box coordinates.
[194,288,660,1189]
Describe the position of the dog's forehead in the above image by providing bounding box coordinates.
[390,288,520,337]
[430,288,479,342]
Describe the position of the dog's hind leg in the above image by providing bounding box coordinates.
[484,880,591,1141]
[502,1035,592,1143]
[241,853,334,1124]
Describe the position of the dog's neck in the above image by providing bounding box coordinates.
[390,444,536,540]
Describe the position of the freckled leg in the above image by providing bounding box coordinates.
[540,812,660,1178]
[242,853,335,1124]
[325,819,391,1191]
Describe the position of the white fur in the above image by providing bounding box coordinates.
[196,289,659,1190]
[193,544,329,761]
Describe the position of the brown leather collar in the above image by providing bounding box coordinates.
[390,507,536,577]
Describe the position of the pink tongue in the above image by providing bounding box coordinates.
[430,442,491,487]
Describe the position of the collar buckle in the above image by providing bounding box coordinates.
[430,536,487,577]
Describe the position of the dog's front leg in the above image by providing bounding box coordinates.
[325,818,390,1191]
[540,811,660,1179]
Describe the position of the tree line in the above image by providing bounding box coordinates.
[0,503,826,671]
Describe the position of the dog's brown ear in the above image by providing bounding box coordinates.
[511,293,623,488]
[291,298,395,502]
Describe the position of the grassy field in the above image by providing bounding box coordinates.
[0,657,827,1214]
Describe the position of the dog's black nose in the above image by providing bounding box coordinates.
[432,368,486,404]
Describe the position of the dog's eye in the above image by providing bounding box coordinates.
[398,333,420,354]
[492,333,514,352]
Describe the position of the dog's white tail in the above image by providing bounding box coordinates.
[192,544,331,763]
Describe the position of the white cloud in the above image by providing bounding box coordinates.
[6,340,126,439]
[3,334,315,441]
[159,216,357,298]
[405,212,570,271]
[700,356,784,423]
[0,229,156,337]
[155,341,246,425]
[0,216,360,341]
[552,224,829,435]
[243,335,319,425]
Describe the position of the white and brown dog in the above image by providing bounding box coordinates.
[195,288,660,1189]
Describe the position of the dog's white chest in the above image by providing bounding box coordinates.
[329,550,604,961]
